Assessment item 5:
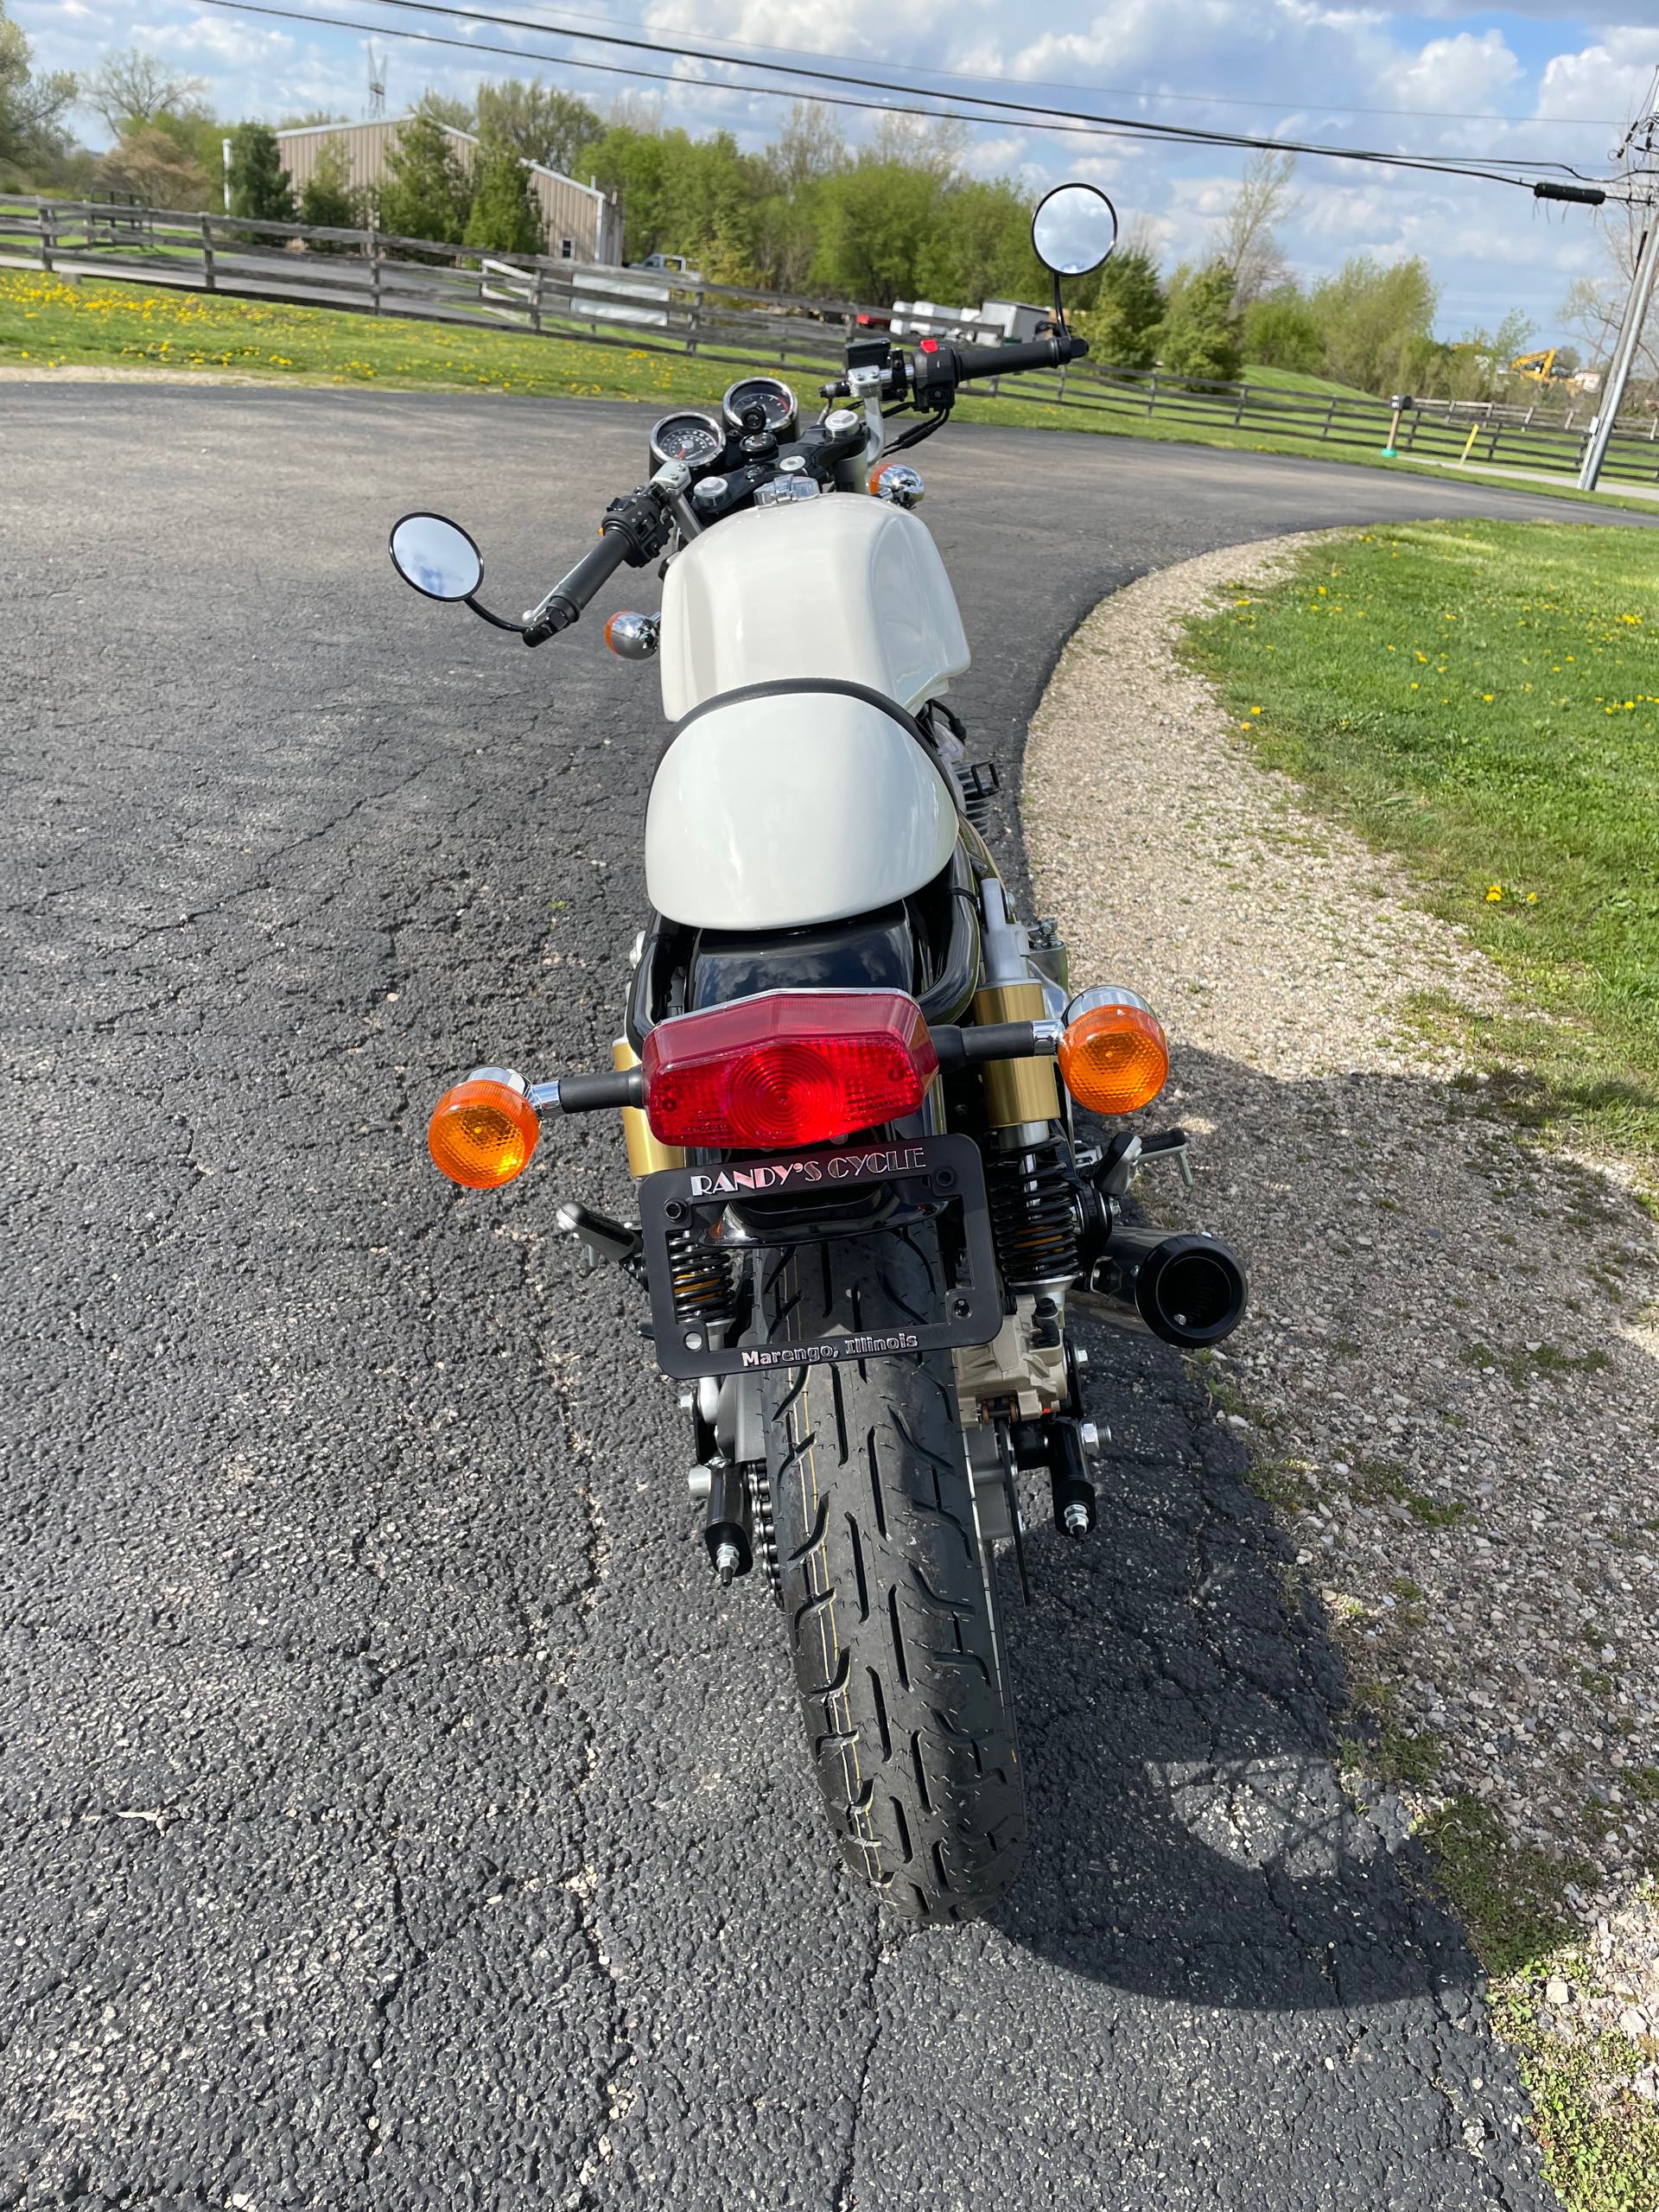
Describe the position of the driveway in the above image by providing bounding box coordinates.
[6,385,1643,2207]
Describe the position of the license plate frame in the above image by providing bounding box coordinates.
[638,1133,1003,1380]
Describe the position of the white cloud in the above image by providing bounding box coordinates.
[1385,30,1523,113]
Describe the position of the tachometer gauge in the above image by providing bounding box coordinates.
[721,376,798,437]
[649,410,725,469]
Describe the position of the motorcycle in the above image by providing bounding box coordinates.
[391,183,1246,1924]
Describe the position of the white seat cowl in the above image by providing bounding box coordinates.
[645,690,961,931]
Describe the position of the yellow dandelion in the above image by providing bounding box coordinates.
[1486,885,1503,902]
[1250,705,1262,715]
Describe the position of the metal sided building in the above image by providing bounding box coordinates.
[275,117,623,263]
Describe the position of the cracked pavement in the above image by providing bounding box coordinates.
[5,383,1652,2208]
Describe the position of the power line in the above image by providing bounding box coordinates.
[289,0,1599,177]
[446,0,1630,131]
[197,0,1599,189]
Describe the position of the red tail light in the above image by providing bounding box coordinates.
[641,989,938,1150]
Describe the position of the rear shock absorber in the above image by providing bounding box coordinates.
[665,1220,737,1330]
[986,1135,1080,1290]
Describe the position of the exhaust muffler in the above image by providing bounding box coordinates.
[1074,1224,1246,1351]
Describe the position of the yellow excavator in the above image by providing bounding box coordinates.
[1510,347,1561,381]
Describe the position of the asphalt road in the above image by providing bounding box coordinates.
[6,384,1649,2210]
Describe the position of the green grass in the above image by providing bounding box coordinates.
[1491,1967,1659,2212]
[1184,521,1659,1163]
[0,267,741,406]
[6,269,1659,517]
[1242,361,1374,400]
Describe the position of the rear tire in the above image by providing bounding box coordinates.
[759,1228,1027,1923]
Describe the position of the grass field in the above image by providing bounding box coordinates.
[1184,521,1659,1162]
[1239,362,1375,400]
[4,268,1656,516]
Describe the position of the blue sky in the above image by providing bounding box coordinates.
[17,3,1659,341]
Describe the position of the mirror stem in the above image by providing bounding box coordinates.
[465,594,530,636]
[1051,270,1068,340]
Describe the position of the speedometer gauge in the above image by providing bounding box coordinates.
[721,376,798,437]
[649,410,725,468]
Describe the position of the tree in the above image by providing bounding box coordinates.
[809,156,947,302]
[1241,288,1324,372]
[0,3,76,177]
[227,121,296,223]
[463,132,543,254]
[1561,206,1659,383]
[1309,255,1439,394]
[869,110,968,181]
[1076,247,1165,369]
[1215,149,1297,308]
[86,47,207,137]
[376,111,471,245]
[766,101,845,194]
[1155,263,1243,379]
[473,78,599,175]
[582,120,758,270]
[298,137,358,230]
[414,88,474,134]
[92,124,211,212]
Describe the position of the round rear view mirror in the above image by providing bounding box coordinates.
[390,512,483,602]
[1031,183,1119,277]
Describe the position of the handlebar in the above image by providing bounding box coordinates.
[522,528,632,645]
[522,480,681,645]
[908,331,1089,408]
[946,334,1090,380]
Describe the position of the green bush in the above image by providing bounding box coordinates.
[1242,289,1324,372]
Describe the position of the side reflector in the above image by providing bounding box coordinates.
[1058,988,1169,1116]
[428,1074,540,1190]
[641,989,938,1151]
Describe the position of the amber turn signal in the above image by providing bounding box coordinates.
[1058,988,1169,1116]
[428,1072,540,1190]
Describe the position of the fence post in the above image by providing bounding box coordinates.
[1147,372,1158,417]
[531,265,543,337]
[1320,397,1335,441]
[370,233,382,315]
[38,199,54,273]
[200,214,216,292]
[686,278,700,356]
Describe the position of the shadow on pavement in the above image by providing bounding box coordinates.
[990,1321,1472,2012]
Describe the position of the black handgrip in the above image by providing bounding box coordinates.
[523,526,632,645]
[555,1068,644,1113]
[948,334,1088,381]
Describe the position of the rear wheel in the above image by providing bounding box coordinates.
[759,1228,1027,1923]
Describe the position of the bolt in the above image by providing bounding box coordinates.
[1079,1421,1102,1458]
[688,1465,712,1502]
[1063,1500,1090,1539]
[1072,1344,1090,1374]
[714,1540,741,1586]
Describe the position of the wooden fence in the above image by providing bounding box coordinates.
[4,194,1657,488]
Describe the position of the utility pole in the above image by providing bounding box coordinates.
[1578,70,1659,493]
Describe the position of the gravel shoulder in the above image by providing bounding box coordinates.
[1024,535,1659,2086]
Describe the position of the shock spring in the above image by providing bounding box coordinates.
[986,1136,1080,1289]
[666,1222,737,1328]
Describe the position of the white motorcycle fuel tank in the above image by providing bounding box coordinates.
[645,498,970,932]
